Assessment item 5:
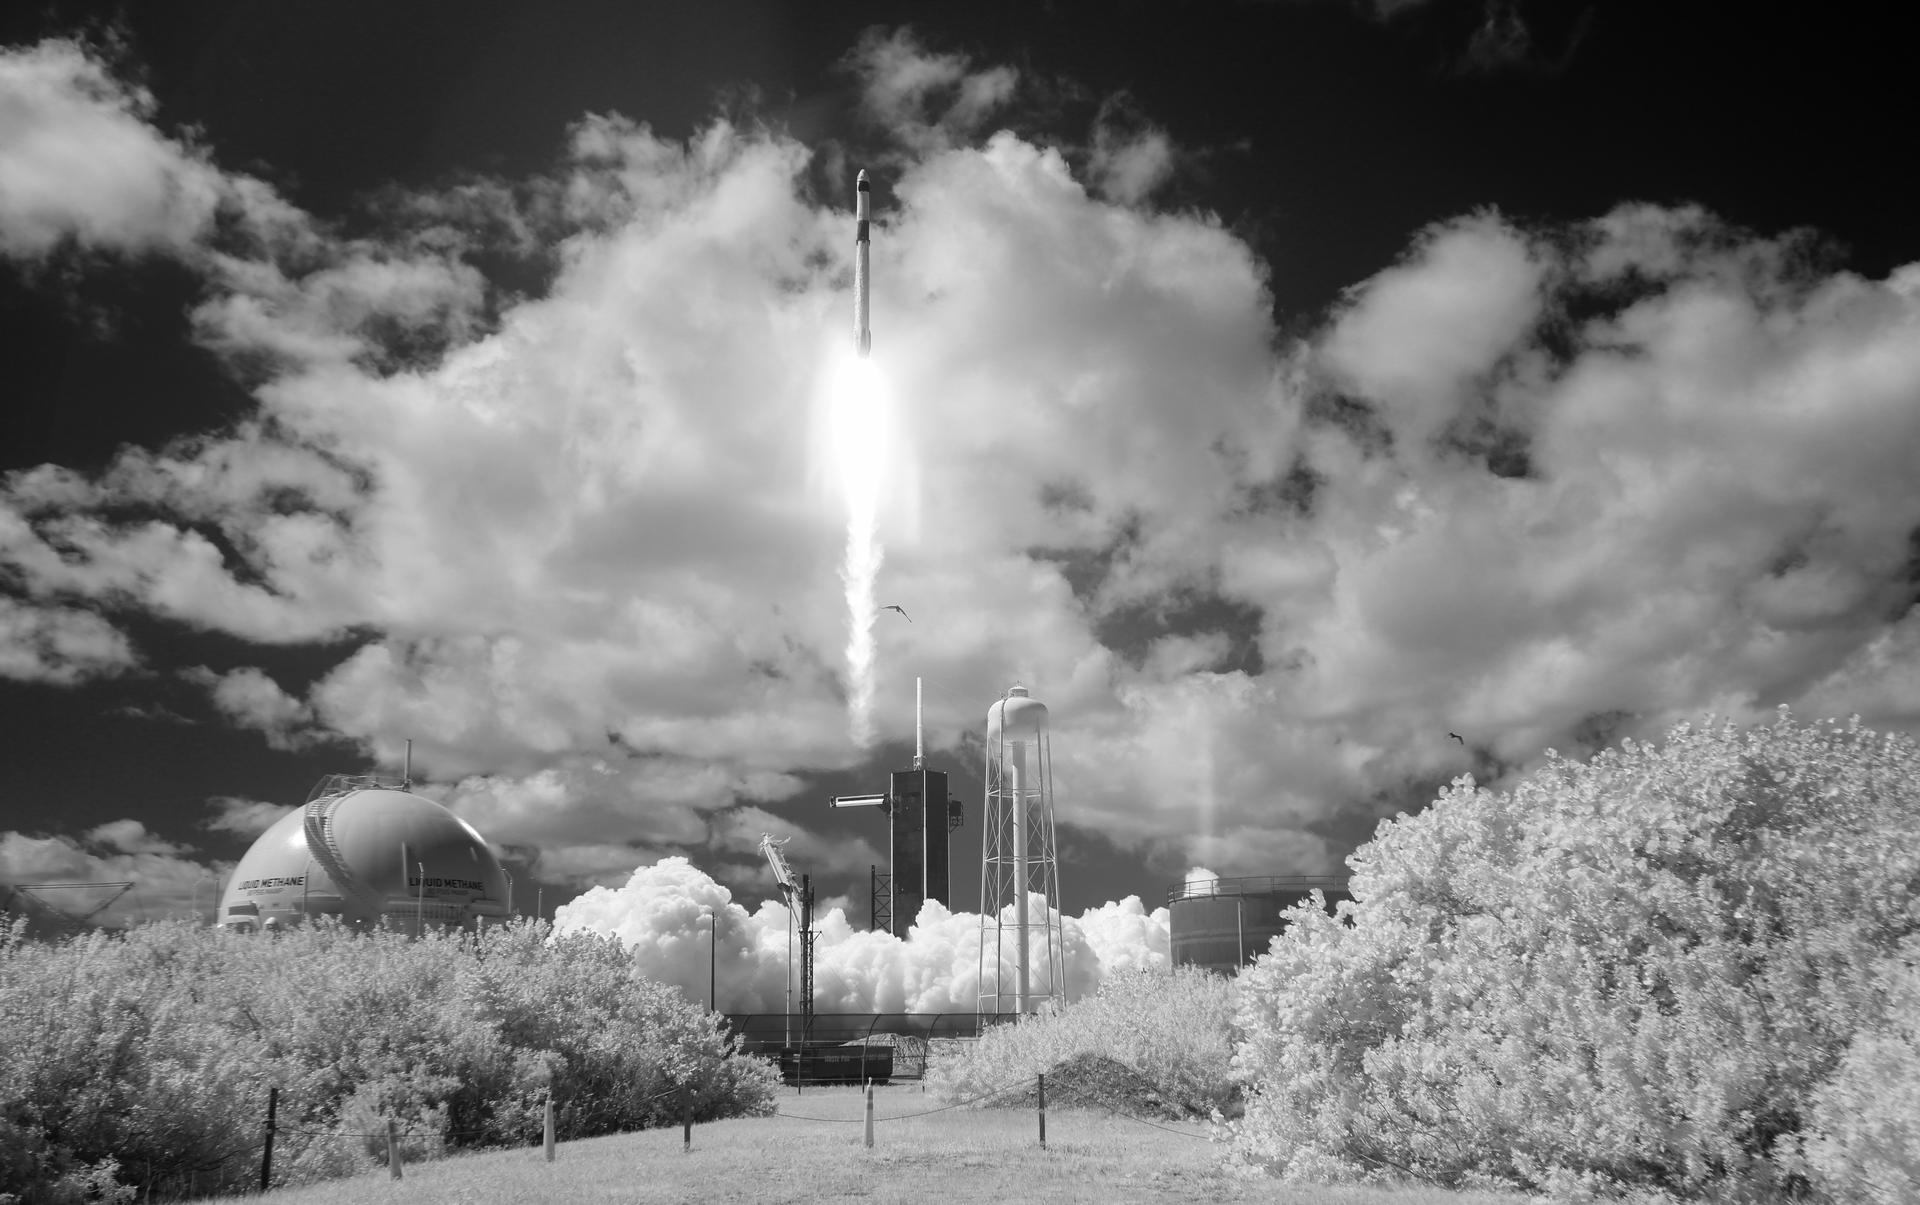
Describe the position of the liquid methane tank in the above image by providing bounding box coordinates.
[217,774,511,934]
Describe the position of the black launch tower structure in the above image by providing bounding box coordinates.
[831,681,963,938]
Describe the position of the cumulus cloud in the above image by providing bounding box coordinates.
[181,665,326,751]
[85,819,188,856]
[1087,96,1176,206]
[0,38,224,257]
[847,28,1019,153]
[204,796,296,837]
[553,857,1169,1012]
[0,596,138,684]
[3,34,1918,896]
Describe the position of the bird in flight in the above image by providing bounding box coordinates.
[881,605,912,622]
[1448,732,1465,745]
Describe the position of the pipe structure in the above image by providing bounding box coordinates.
[1011,743,1028,1011]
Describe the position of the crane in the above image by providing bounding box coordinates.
[759,834,815,1046]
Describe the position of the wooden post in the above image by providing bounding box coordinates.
[1037,1071,1047,1150]
[543,1094,555,1162]
[387,1120,402,1180]
[864,1080,875,1148]
[258,1086,278,1192]
[680,1082,693,1152]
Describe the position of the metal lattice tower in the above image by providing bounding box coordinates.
[977,684,1064,1015]
[870,865,893,934]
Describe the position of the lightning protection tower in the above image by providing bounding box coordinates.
[978,684,1064,1015]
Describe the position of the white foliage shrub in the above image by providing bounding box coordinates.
[929,966,1239,1117]
[1801,936,1920,1203]
[0,917,777,1203]
[1228,709,1920,1201]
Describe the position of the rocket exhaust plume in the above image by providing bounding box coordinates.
[838,420,882,748]
[836,170,882,747]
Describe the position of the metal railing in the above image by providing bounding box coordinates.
[303,773,408,805]
[1165,874,1350,904]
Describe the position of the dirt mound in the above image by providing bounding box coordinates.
[1016,1052,1209,1122]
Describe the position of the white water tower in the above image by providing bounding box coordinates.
[978,685,1064,1014]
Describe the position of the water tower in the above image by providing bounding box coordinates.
[977,685,1064,1014]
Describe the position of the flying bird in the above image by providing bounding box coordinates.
[881,605,912,622]
[1448,732,1465,745]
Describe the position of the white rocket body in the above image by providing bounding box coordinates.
[854,170,871,357]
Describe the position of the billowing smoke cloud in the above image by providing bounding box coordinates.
[553,857,1169,1012]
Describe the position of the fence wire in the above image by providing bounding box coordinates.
[273,1081,693,1144]
[772,1070,1034,1123]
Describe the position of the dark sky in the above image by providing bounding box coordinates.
[2,0,1914,935]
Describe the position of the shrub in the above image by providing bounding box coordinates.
[1801,936,1920,1204]
[1228,709,1920,1201]
[0,917,777,1203]
[929,966,1239,1119]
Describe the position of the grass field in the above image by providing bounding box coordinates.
[223,1085,1533,1205]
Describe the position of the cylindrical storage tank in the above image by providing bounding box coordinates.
[218,776,510,934]
[1168,876,1352,972]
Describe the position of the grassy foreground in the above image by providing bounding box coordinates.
[224,1086,1532,1205]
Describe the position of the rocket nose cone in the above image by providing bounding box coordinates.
[856,169,870,189]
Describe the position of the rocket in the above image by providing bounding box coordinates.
[854,169,871,357]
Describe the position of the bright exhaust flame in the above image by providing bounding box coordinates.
[832,355,888,748]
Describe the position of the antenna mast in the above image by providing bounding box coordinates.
[914,676,924,769]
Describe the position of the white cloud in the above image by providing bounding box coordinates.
[847,28,1019,154]
[85,819,189,856]
[0,39,224,258]
[182,666,323,750]
[1087,96,1175,206]
[0,597,138,684]
[204,796,297,837]
[1318,212,1547,451]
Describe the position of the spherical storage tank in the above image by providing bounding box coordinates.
[1168,875,1352,972]
[218,775,510,934]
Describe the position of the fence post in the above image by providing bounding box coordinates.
[680,1082,692,1153]
[259,1086,278,1192]
[864,1080,875,1149]
[1037,1071,1046,1151]
[387,1120,402,1180]
[543,1094,555,1162]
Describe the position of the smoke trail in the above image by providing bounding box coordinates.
[840,495,883,747]
[832,355,887,748]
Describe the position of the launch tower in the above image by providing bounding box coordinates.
[831,678,964,937]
